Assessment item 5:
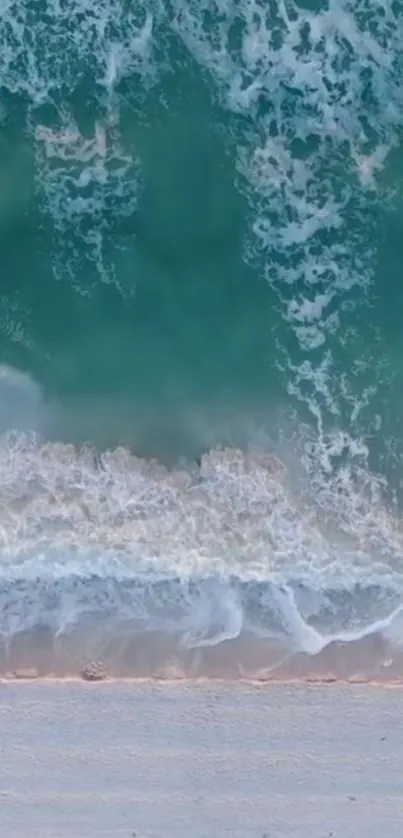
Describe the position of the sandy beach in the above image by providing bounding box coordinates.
[0,681,402,838]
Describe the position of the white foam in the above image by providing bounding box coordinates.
[0,1,403,668]
[0,0,162,101]
[2,0,400,390]
[0,430,400,596]
[172,0,403,445]
[0,1,162,294]
[33,115,140,292]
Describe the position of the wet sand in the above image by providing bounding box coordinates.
[1,681,403,838]
[2,620,403,682]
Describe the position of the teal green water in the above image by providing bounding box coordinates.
[2,1,403,678]
[0,0,400,475]
[0,49,285,457]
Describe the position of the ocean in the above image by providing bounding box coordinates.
[1,0,403,680]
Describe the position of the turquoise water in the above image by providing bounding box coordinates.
[1,41,284,457]
[1,0,403,679]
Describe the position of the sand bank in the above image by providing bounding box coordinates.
[0,681,402,837]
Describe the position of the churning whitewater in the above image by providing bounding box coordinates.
[1,399,403,679]
[1,0,403,678]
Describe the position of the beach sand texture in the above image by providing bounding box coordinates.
[0,681,402,838]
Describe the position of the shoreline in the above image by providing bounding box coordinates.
[1,672,403,686]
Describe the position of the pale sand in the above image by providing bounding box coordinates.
[1,682,403,838]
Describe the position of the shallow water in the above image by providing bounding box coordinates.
[1,0,403,678]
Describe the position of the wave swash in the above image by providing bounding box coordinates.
[1,0,403,680]
[1,366,403,681]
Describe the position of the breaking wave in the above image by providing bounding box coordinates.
[0,418,403,680]
[1,0,403,679]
